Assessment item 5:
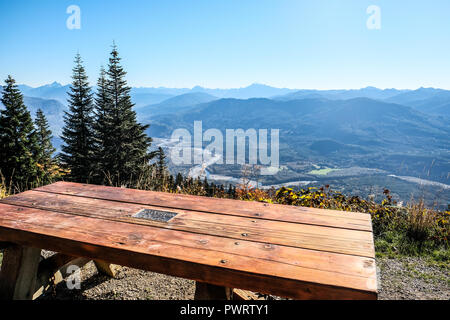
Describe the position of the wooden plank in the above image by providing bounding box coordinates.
[195,282,233,300]
[233,289,265,300]
[94,260,121,278]
[0,192,377,277]
[2,191,375,258]
[33,181,372,231]
[0,244,41,300]
[37,253,77,275]
[0,204,377,299]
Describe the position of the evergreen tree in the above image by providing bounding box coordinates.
[227,184,233,197]
[167,174,174,191]
[60,53,95,182]
[175,172,184,189]
[92,66,111,183]
[0,75,38,189]
[34,109,56,181]
[156,147,167,183]
[203,177,211,196]
[98,43,153,186]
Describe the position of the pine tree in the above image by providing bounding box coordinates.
[34,109,56,182]
[60,53,95,182]
[168,174,174,191]
[227,184,234,198]
[0,75,38,189]
[203,177,210,196]
[92,66,111,183]
[175,173,184,189]
[156,147,167,183]
[98,43,153,186]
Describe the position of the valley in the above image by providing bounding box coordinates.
[2,83,449,209]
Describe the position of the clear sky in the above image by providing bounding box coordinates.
[1,0,450,89]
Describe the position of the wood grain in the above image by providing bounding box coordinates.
[1,192,377,277]
[34,181,372,231]
[0,203,377,299]
[233,289,265,300]
[0,244,41,300]
[2,190,374,258]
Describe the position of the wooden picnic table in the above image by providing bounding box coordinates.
[0,181,377,300]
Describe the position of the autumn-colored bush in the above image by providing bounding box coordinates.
[0,181,7,199]
[0,173,10,199]
[233,184,449,254]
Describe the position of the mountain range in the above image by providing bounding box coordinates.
[1,82,449,206]
[9,82,450,117]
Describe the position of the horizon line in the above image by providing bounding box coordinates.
[11,81,450,92]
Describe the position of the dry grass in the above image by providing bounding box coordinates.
[406,200,439,242]
[0,173,10,199]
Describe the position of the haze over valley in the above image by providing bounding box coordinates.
[2,82,449,208]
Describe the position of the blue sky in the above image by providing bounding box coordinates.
[1,0,450,89]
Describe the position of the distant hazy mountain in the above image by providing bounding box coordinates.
[0,92,66,149]
[0,89,66,131]
[17,82,298,105]
[430,103,450,116]
[16,82,450,116]
[2,82,449,195]
[145,96,450,184]
[137,92,218,120]
[130,87,191,96]
[385,88,450,117]
[5,82,449,148]
[386,87,450,105]
[189,83,297,99]
[130,92,175,108]
[275,87,409,101]
[146,97,449,167]
[18,82,71,105]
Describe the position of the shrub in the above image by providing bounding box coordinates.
[405,200,437,242]
[235,184,449,257]
[0,173,10,199]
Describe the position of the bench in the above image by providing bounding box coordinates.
[0,181,377,300]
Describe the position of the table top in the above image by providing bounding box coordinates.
[0,181,377,299]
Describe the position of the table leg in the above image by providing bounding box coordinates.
[33,254,91,300]
[194,281,233,300]
[0,244,41,300]
[94,260,121,278]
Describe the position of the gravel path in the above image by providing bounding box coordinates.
[34,254,448,300]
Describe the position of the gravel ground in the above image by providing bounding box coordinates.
[40,262,196,300]
[376,256,449,300]
[33,253,448,300]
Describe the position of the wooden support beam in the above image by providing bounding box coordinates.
[0,244,41,300]
[94,260,121,278]
[233,289,265,300]
[33,253,91,300]
[194,281,233,300]
[38,253,77,274]
[0,241,13,250]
